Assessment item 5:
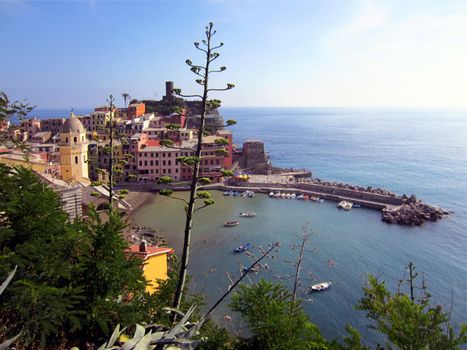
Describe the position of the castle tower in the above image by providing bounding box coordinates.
[59,112,89,182]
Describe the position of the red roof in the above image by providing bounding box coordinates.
[147,139,160,147]
[127,245,173,259]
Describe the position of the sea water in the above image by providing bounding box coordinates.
[34,107,467,344]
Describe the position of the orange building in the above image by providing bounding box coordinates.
[128,102,146,119]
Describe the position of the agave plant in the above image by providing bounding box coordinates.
[0,266,21,350]
[97,306,204,350]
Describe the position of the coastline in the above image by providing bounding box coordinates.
[124,190,155,217]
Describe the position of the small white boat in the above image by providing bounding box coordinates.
[274,192,282,198]
[224,221,240,227]
[285,193,291,199]
[311,281,331,292]
[281,193,286,198]
[297,194,304,200]
[239,212,256,217]
[337,201,353,211]
[223,191,232,196]
[290,193,296,199]
[247,191,255,198]
[269,192,275,197]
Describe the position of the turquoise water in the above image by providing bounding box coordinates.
[131,107,467,344]
[34,107,467,343]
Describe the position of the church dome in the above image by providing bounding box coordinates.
[62,112,85,133]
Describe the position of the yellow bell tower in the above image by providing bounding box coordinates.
[59,112,89,182]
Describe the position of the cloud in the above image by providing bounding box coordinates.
[307,0,467,107]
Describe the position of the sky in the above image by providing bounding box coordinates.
[1,0,467,108]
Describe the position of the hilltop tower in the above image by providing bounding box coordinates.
[59,112,89,182]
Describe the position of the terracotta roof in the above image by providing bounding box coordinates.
[127,245,173,259]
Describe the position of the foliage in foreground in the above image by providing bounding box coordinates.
[230,279,327,349]
[355,274,467,349]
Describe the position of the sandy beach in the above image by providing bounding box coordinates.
[124,190,155,218]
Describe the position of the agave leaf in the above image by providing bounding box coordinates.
[133,331,152,350]
[0,332,21,350]
[164,305,196,339]
[107,324,121,348]
[133,324,146,340]
[0,266,17,295]
[162,307,186,318]
[150,331,165,341]
[122,336,141,350]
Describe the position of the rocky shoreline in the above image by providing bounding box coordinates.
[381,195,449,226]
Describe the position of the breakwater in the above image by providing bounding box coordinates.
[207,179,448,226]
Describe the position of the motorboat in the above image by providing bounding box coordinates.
[233,243,250,253]
[223,191,232,196]
[274,192,282,198]
[269,192,275,197]
[337,201,353,210]
[239,212,256,217]
[297,194,304,200]
[310,281,331,292]
[247,191,255,198]
[290,193,296,199]
[242,265,260,274]
[353,204,361,208]
[224,221,239,227]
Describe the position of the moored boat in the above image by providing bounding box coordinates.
[233,243,250,253]
[269,192,275,197]
[239,212,256,217]
[224,221,239,227]
[310,281,331,292]
[337,201,353,210]
[242,265,260,274]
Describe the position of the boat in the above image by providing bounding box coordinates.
[224,221,239,227]
[297,194,304,200]
[269,192,275,197]
[274,192,281,198]
[353,204,361,208]
[242,191,248,197]
[223,191,232,196]
[290,193,296,199]
[337,201,353,210]
[310,281,331,292]
[233,243,250,253]
[281,193,286,198]
[247,191,255,198]
[232,191,239,196]
[310,196,319,201]
[239,212,256,217]
[242,265,260,274]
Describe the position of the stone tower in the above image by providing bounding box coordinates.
[59,112,89,182]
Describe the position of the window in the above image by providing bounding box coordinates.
[176,168,178,173]
[65,137,69,143]
[156,160,159,166]
[168,160,171,166]
[75,156,78,164]
[74,137,77,143]
[163,160,166,166]
[150,160,153,166]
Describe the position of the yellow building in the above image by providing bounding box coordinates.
[128,242,173,294]
[59,112,89,182]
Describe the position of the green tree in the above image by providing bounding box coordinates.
[230,279,327,350]
[0,164,153,348]
[160,22,235,313]
[122,92,130,108]
[356,263,467,349]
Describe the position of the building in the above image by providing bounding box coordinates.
[59,112,89,182]
[20,117,41,139]
[128,102,146,119]
[40,118,65,135]
[242,140,269,169]
[127,241,173,294]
